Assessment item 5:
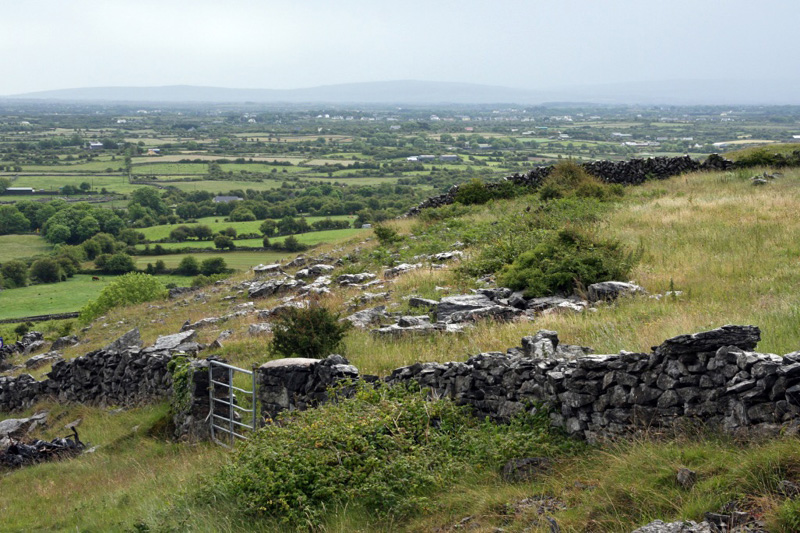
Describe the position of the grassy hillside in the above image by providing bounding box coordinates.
[3,165,800,531]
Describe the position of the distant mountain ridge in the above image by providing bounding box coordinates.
[5,79,800,105]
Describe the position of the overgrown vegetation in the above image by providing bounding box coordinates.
[204,383,579,529]
[498,228,637,297]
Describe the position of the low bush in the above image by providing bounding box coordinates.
[209,383,580,528]
[79,272,167,323]
[269,305,350,359]
[498,228,637,297]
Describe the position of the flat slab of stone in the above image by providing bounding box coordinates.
[436,294,494,322]
[260,358,319,369]
[151,330,197,352]
[103,328,142,355]
[587,281,645,302]
[655,325,760,356]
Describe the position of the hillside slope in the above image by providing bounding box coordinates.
[2,164,800,531]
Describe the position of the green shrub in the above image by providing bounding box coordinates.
[30,257,65,283]
[79,272,167,323]
[269,305,350,359]
[498,228,637,297]
[176,256,200,276]
[1,259,29,288]
[200,257,227,276]
[210,383,579,528]
[373,224,401,246]
[190,273,228,288]
[455,178,492,205]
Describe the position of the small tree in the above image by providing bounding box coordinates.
[200,257,228,275]
[282,235,306,252]
[270,306,350,359]
[214,234,235,250]
[30,257,65,283]
[1,259,29,288]
[176,256,200,276]
[102,252,137,274]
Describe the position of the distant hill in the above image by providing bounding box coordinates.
[5,79,800,105]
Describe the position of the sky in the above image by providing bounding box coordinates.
[1,0,798,95]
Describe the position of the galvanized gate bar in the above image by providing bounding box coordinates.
[209,360,258,448]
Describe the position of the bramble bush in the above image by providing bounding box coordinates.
[79,272,167,323]
[210,383,580,528]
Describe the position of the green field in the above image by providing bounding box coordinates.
[0,234,51,262]
[0,274,185,320]
[137,215,356,241]
[11,174,143,194]
[134,251,289,270]
[131,163,209,175]
[136,227,366,251]
[149,179,283,193]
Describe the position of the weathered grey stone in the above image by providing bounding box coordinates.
[103,328,142,355]
[676,468,697,489]
[150,330,197,352]
[337,272,377,285]
[587,281,646,302]
[344,306,387,329]
[436,294,494,322]
[50,335,79,351]
[248,323,273,336]
[408,296,439,308]
[655,325,760,357]
[25,352,63,369]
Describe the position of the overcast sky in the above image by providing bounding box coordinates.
[1,0,798,95]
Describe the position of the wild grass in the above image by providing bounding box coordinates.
[0,233,51,262]
[0,402,228,532]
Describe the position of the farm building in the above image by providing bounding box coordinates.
[439,155,460,162]
[87,141,104,150]
[213,195,243,204]
[5,187,35,195]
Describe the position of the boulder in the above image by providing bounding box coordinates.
[408,296,439,308]
[103,328,142,355]
[337,273,377,285]
[384,263,422,277]
[249,277,306,298]
[654,325,761,357]
[50,335,78,351]
[149,330,197,352]
[248,323,273,336]
[252,263,284,278]
[436,294,494,322]
[25,352,63,370]
[587,281,646,302]
[344,306,387,329]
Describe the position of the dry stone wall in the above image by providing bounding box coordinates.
[257,325,800,441]
[406,154,734,216]
[0,328,186,413]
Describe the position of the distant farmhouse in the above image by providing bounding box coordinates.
[439,155,459,162]
[5,187,35,195]
[87,141,104,150]
[213,195,243,204]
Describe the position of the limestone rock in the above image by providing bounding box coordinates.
[587,281,646,302]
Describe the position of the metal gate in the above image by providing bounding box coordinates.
[209,360,258,447]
